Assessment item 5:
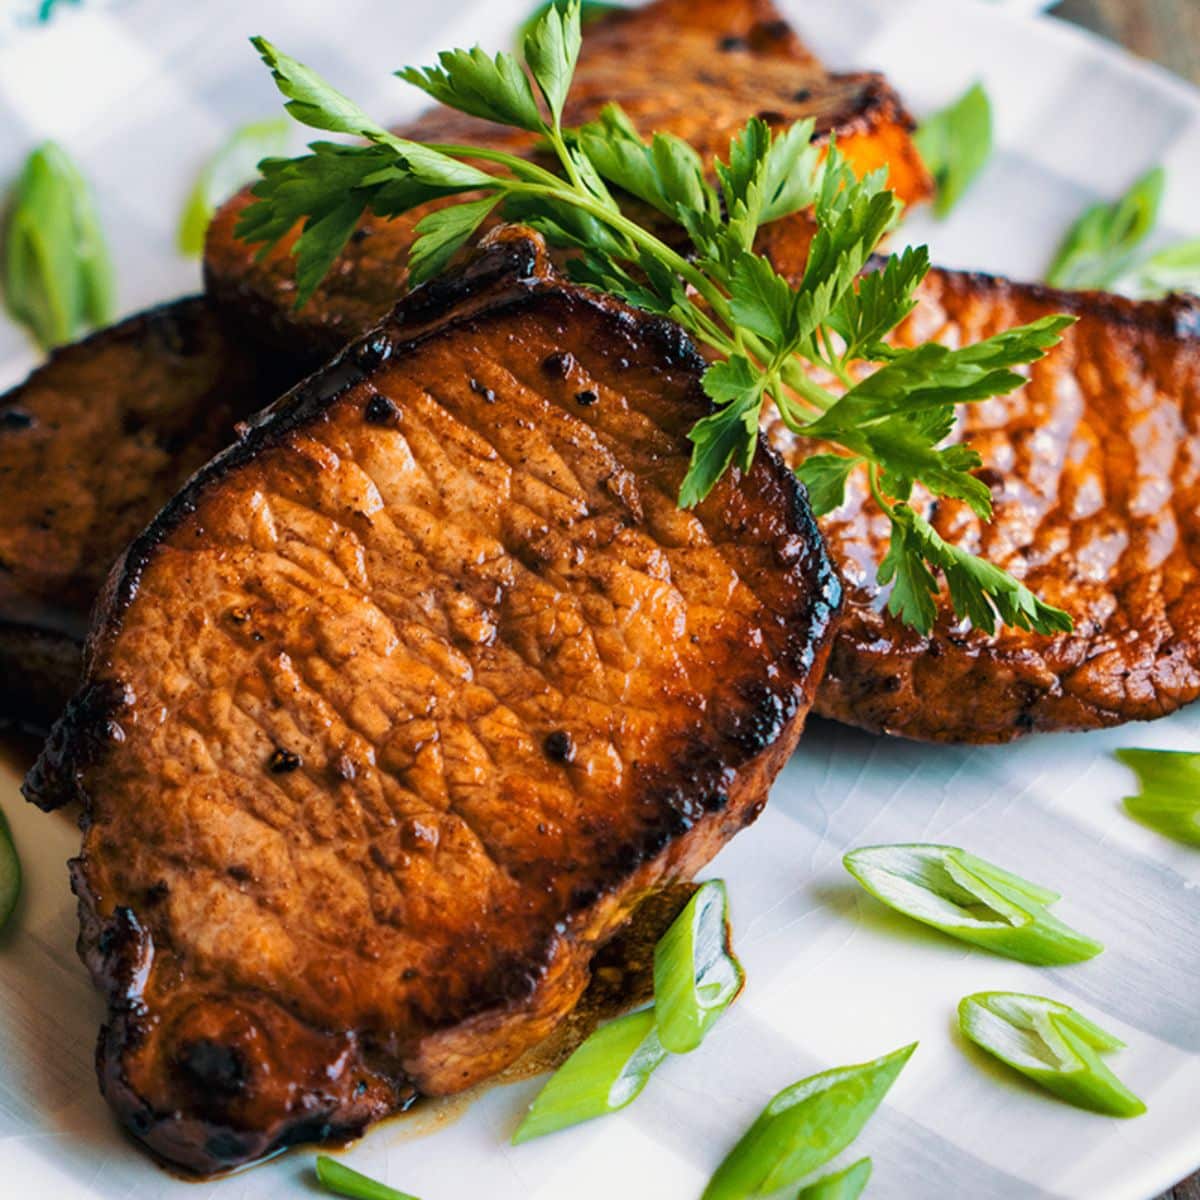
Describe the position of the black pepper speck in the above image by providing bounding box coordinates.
[268,748,302,774]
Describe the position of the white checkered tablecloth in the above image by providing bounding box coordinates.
[1,3,1199,1200]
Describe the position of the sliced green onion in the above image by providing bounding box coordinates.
[178,117,291,257]
[913,81,992,218]
[843,844,1102,965]
[3,141,114,350]
[653,879,744,1053]
[1046,166,1164,290]
[795,1157,872,1200]
[701,1043,916,1200]
[512,1006,667,1144]
[0,804,19,932]
[958,992,1146,1118]
[1115,238,1200,300]
[315,1156,420,1200]
[1115,748,1200,846]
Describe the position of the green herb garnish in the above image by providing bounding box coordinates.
[653,880,743,1053]
[913,82,992,219]
[958,992,1145,1118]
[238,1,1074,637]
[518,0,617,49]
[843,844,1102,965]
[315,1155,420,1200]
[795,1157,873,1200]
[1047,167,1165,290]
[1114,748,1200,846]
[3,141,114,351]
[512,1007,667,1143]
[701,1043,915,1200]
[178,117,290,257]
[0,804,20,932]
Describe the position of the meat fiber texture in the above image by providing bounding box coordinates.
[24,230,841,1174]
[0,299,300,726]
[769,267,1200,742]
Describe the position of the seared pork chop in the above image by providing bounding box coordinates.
[0,299,298,726]
[25,230,840,1173]
[204,0,930,358]
[773,267,1200,742]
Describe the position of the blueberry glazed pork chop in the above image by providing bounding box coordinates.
[25,231,841,1174]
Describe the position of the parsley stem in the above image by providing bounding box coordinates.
[422,144,567,190]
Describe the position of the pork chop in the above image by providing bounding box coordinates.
[0,299,298,726]
[771,266,1200,742]
[25,229,841,1173]
[204,0,930,358]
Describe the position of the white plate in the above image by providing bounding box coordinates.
[2,1,1199,1197]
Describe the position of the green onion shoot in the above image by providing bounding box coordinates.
[1046,167,1164,290]
[315,1155,421,1200]
[913,81,993,218]
[2,141,114,351]
[795,1157,873,1200]
[843,844,1102,965]
[701,1043,916,1200]
[653,879,744,1053]
[958,992,1145,1118]
[512,1007,666,1144]
[1115,748,1200,846]
[178,117,290,257]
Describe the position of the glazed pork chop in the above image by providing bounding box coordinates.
[0,300,298,725]
[25,230,841,1174]
[204,0,930,359]
[774,267,1200,743]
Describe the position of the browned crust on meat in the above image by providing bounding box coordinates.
[0,298,299,725]
[26,229,840,1173]
[203,0,929,358]
[780,266,1200,743]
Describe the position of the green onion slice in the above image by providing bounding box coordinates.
[0,804,19,932]
[701,1043,916,1200]
[3,141,114,350]
[795,1157,872,1200]
[1115,238,1200,300]
[178,117,291,257]
[913,81,992,218]
[958,992,1145,1118]
[1115,748,1200,846]
[843,843,1102,965]
[1046,166,1164,290]
[653,879,744,1053]
[512,1006,667,1144]
[315,1155,420,1200]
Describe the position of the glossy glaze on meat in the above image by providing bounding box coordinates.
[203,0,930,358]
[25,230,841,1173]
[0,300,298,725]
[771,267,1200,742]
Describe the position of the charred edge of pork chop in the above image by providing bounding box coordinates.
[0,297,301,727]
[805,265,1200,743]
[26,229,841,1174]
[202,0,929,360]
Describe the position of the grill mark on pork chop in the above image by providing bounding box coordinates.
[25,229,840,1174]
[769,266,1200,742]
[0,299,301,727]
[203,0,930,360]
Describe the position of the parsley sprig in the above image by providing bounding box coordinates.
[237,1,1073,637]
